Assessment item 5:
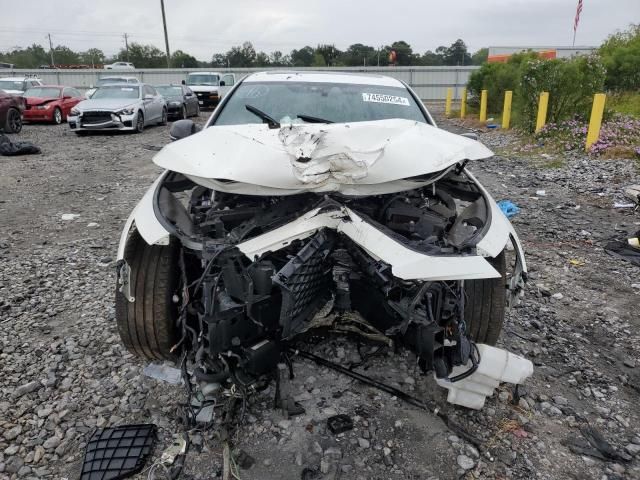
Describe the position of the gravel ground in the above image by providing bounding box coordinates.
[1,110,639,480]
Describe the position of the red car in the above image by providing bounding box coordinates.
[0,91,25,133]
[23,85,84,124]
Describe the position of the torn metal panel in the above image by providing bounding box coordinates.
[152,119,493,195]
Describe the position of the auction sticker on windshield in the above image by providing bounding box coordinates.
[362,93,410,106]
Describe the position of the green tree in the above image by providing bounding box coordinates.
[79,48,105,67]
[211,53,227,68]
[256,51,271,67]
[290,46,314,67]
[171,50,198,68]
[53,45,79,66]
[0,44,49,68]
[341,43,377,66]
[420,50,444,66]
[471,48,488,65]
[117,42,166,68]
[316,44,341,66]
[387,41,416,66]
[442,39,471,66]
[599,24,640,90]
[269,50,289,66]
[312,52,326,67]
[226,42,256,67]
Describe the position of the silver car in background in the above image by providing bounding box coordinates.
[68,84,167,134]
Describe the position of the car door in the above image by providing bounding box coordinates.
[61,88,75,117]
[142,85,157,123]
[149,85,164,120]
[219,74,235,99]
[183,86,197,115]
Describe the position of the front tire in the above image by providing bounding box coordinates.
[116,230,179,361]
[135,111,144,133]
[5,108,22,133]
[464,250,506,345]
[158,108,168,126]
[53,107,63,125]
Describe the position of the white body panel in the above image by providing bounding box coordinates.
[436,344,534,409]
[153,119,493,196]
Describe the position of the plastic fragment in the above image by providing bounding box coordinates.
[497,200,520,219]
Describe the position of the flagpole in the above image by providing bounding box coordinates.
[573,29,576,47]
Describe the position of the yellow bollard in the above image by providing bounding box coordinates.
[445,88,453,117]
[502,91,513,129]
[586,93,606,150]
[460,88,467,118]
[479,90,487,122]
[535,91,549,133]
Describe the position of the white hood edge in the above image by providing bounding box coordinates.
[153,119,493,196]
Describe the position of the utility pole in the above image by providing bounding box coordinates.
[123,33,130,61]
[47,33,55,67]
[160,0,171,67]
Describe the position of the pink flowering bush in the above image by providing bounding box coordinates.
[535,114,640,157]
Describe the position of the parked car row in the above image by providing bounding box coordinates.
[0,72,238,134]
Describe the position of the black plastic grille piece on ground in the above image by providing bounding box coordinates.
[80,424,156,480]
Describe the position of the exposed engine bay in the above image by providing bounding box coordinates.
[124,166,506,390]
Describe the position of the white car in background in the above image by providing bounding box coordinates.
[68,83,166,134]
[184,71,235,108]
[0,76,43,95]
[85,76,140,99]
[104,61,135,70]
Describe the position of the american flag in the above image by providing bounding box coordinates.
[574,0,583,33]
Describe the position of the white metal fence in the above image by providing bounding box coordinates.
[3,66,478,100]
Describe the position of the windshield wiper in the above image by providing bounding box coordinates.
[296,114,333,124]
[245,104,280,129]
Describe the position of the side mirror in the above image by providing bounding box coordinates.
[169,119,201,141]
[219,80,226,86]
[181,80,186,85]
[460,132,479,141]
[185,92,193,97]
[63,95,72,99]
[144,94,154,100]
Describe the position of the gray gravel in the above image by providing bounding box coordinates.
[1,109,639,479]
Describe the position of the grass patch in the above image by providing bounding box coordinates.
[607,92,640,118]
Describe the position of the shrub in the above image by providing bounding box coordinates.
[467,52,535,112]
[600,24,640,91]
[516,55,606,132]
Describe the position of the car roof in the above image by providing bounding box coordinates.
[27,85,64,89]
[188,72,221,75]
[243,71,405,87]
[99,76,138,80]
[0,76,41,81]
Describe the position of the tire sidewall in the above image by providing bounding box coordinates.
[53,107,62,125]
[6,108,22,133]
[136,111,144,133]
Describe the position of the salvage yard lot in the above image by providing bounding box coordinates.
[1,111,640,479]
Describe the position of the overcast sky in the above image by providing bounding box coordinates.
[1,0,637,59]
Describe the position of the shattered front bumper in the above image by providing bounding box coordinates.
[67,112,138,131]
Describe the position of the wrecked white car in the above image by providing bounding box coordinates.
[116,72,530,411]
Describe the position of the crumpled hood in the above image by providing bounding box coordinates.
[26,97,58,106]
[75,98,139,111]
[153,119,493,195]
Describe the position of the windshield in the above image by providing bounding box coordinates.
[91,86,140,100]
[24,87,61,98]
[187,74,219,86]
[0,80,23,91]
[156,86,183,96]
[214,81,428,126]
[97,78,130,86]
